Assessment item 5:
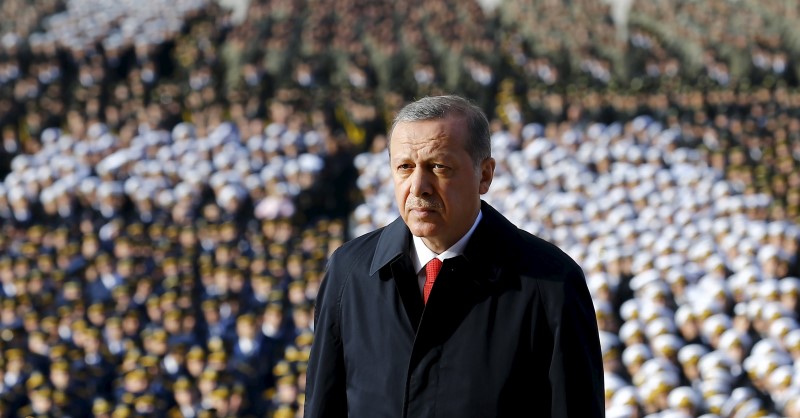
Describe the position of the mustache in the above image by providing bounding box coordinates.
[406,197,442,210]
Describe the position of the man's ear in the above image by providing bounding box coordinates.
[478,157,495,195]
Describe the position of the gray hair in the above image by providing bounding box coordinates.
[389,95,491,166]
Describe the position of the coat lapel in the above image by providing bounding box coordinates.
[370,216,425,331]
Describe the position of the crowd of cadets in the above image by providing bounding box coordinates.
[1,0,800,416]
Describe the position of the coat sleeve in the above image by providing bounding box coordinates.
[543,263,605,418]
[304,253,348,418]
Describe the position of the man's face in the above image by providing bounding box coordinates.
[390,116,494,253]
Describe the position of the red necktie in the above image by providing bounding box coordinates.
[423,258,443,304]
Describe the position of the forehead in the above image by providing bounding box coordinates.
[389,117,467,153]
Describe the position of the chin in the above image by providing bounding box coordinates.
[409,222,438,238]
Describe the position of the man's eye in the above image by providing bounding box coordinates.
[398,164,412,170]
[433,164,447,170]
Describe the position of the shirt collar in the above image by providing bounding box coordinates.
[411,210,483,274]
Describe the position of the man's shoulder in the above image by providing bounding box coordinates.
[320,224,401,295]
[514,228,574,260]
[327,223,396,273]
[514,228,582,275]
[481,202,581,276]
[334,226,385,258]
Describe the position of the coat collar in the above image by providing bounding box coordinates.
[462,201,519,277]
[369,201,518,279]
[369,215,412,276]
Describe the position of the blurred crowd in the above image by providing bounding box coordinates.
[1,0,800,417]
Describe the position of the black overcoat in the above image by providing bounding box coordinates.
[305,201,604,417]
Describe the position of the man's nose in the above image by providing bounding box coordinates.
[409,168,432,196]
